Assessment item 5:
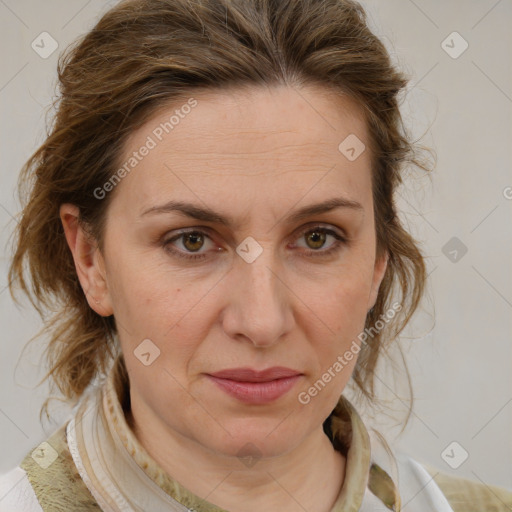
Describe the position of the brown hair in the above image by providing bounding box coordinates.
[9,0,431,442]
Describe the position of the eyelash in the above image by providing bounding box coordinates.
[162,225,347,262]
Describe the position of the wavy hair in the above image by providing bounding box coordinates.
[8,0,432,450]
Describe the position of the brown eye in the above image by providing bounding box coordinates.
[182,231,205,252]
[294,226,347,259]
[163,229,216,261]
[305,229,328,250]
[163,225,346,263]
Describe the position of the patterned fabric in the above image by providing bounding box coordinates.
[421,463,512,512]
[19,423,100,511]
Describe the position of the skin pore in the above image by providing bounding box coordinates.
[60,84,388,512]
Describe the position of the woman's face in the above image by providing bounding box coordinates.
[85,84,387,460]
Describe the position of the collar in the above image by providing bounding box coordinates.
[66,356,401,512]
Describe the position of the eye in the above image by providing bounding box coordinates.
[162,224,347,262]
[163,229,217,261]
[292,225,347,258]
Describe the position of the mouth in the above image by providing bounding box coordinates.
[205,367,303,404]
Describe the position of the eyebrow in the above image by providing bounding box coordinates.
[140,197,363,228]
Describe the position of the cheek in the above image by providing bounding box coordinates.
[304,261,374,331]
[106,258,208,366]
[106,247,174,316]
[335,277,371,321]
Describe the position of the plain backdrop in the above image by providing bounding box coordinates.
[1,0,511,492]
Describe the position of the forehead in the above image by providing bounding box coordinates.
[123,83,368,158]
[111,84,372,217]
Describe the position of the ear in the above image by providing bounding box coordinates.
[367,251,388,312]
[59,203,113,317]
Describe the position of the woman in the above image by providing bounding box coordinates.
[1,0,511,511]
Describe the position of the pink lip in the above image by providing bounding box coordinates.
[206,367,303,404]
[208,366,301,382]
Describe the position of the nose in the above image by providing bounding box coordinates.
[220,244,294,348]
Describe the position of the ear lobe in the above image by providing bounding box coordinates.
[367,251,389,312]
[59,203,113,317]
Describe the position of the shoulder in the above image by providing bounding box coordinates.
[420,461,512,512]
[0,422,101,512]
[385,450,512,512]
[0,466,42,512]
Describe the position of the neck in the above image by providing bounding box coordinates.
[127,403,346,512]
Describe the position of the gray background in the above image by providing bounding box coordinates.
[1,0,511,492]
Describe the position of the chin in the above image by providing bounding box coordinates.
[203,417,307,460]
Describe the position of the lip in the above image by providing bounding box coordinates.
[206,367,303,404]
[208,366,302,382]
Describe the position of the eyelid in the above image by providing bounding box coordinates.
[162,222,349,263]
[293,222,347,239]
[164,222,347,245]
